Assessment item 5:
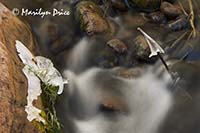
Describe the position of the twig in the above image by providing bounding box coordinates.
[188,0,197,38]
[137,27,169,72]
[170,31,188,49]
[157,52,170,72]
[124,0,131,9]
[103,0,110,17]
[178,1,188,16]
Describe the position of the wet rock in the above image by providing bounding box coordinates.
[148,11,167,24]
[95,50,118,68]
[37,0,78,57]
[121,13,147,30]
[160,1,182,19]
[0,3,40,132]
[100,91,128,113]
[114,67,144,79]
[160,60,200,133]
[109,0,127,11]
[107,39,128,53]
[131,0,161,11]
[75,1,110,36]
[134,35,151,61]
[167,15,189,31]
[92,0,127,13]
[107,19,120,36]
[0,0,54,10]
[170,61,200,93]
[87,38,134,68]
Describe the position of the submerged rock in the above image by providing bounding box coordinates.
[170,61,200,92]
[37,0,78,57]
[95,49,118,68]
[107,39,128,53]
[148,11,167,24]
[99,91,129,113]
[131,0,161,11]
[108,0,127,11]
[167,15,189,31]
[114,67,144,79]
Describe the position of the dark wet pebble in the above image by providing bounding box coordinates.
[95,55,116,68]
[115,67,144,79]
[160,1,182,19]
[167,15,189,31]
[107,39,128,53]
[130,0,161,11]
[134,35,151,61]
[148,11,167,24]
[109,0,127,11]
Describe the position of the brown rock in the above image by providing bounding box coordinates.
[107,39,128,53]
[99,91,129,113]
[109,0,127,11]
[131,0,161,11]
[161,1,182,19]
[114,67,144,79]
[0,3,40,132]
[148,11,167,24]
[76,1,110,36]
[112,65,145,79]
[134,35,151,60]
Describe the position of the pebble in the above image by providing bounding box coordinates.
[160,1,182,19]
[167,15,189,31]
[107,39,128,53]
[148,11,167,24]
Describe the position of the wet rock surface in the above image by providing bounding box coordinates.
[131,0,161,11]
[75,1,110,36]
[148,11,167,24]
[160,61,200,133]
[107,39,128,54]
[167,15,189,31]
[160,1,182,19]
[133,35,151,61]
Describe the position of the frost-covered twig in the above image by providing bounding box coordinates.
[137,27,169,71]
[137,27,165,58]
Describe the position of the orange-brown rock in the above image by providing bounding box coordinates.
[0,3,40,133]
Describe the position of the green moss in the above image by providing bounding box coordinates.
[34,82,61,133]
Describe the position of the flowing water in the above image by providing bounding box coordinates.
[2,0,200,133]
[57,32,200,133]
[55,38,173,133]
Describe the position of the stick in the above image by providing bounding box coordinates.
[157,52,169,72]
[188,0,197,38]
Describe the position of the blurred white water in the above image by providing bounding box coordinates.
[67,37,94,73]
[64,66,173,133]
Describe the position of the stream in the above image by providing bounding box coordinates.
[1,0,200,133]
